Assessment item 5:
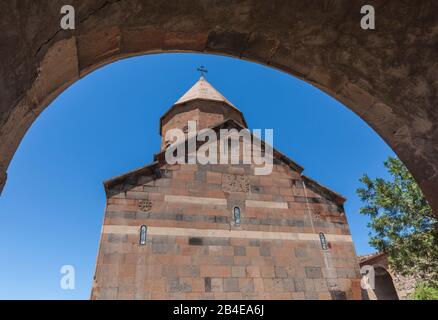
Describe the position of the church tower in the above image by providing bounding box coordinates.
[91,76,361,300]
[159,76,247,149]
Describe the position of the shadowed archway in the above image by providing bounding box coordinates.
[373,267,399,300]
[0,1,437,215]
[361,265,400,300]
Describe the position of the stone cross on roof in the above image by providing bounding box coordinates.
[197,66,208,77]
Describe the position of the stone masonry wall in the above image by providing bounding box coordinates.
[160,101,245,148]
[91,162,361,300]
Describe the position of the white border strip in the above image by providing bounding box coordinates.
[164,195,290,210]
[165,195,227,206]
[103,225,352,243]
[245,200,289,209]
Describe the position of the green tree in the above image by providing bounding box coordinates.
[411,282,438,300]
[357,157,438,286]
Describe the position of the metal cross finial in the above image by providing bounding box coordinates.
[197,66,208,77]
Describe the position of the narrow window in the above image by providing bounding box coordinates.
[319,232,328,250]
[139,225,147,245]
[233,207,241,226]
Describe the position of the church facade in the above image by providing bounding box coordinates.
[91,77,361,300]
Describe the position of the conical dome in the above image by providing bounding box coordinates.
[160,77,247,145]
[174,76,237,109]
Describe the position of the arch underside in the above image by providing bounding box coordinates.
[372,267,399,300]
[0,0,437,215]
[362,266,399,300]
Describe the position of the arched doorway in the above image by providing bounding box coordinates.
[362,266,399,300]
[372,267,399,300]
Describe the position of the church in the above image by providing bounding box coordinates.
[91,76,361,300]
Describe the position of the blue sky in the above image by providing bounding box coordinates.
[0,53,395,299]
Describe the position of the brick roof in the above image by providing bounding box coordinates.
[357,252,386,264]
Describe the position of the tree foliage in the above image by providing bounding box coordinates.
[411,282,438,300]
[357,157,438,286]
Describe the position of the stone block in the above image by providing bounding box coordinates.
[168,278,192,293]
[249,239,260,247]
[178,265,200,277]
[329,290,347,300]
[275,266,288,278]
[231,266,246,278]
[305,291,318,300]
[272,279,284,292]
[206,172,222,184]
[282,279,296,292]
[211,278,224,292]
[224,278,239,292]
[213,255,234,266]
[200,265,231,277]
[246,266,260,277]
[294,247,307,258]
[260,266,275,278]
[259,245,271,257]
[234,246,246,256]
[291,292,305,300]
[239,278,255,294]
[152,242,172,254]
[305,266,323,279]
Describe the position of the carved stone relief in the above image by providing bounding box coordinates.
[222,174,250,193]
[138,199,152,212]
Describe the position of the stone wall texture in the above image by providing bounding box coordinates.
[160,100,246,148]
[91,162,361,300]
[0,1,437,216]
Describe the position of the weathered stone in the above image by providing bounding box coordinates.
[294,248,307,258]
[223,278,239,292]
[305,267,323,279]
[234,246,246,256]
[222,174,250,193]
[204,277,212,292]
[294,278,306,292]
[329,290,347,300]
[275,266,288,279]
[92,57,362,300]
[0,1,437,216]
[168,278,192,293]
[259,245,271,257]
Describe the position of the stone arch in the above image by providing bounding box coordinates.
[359,253,418,300]
[0,1,437,215]
[364,266,399,300]
[374,266,399,300]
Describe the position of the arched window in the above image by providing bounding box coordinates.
[319,232,328,250]
[233,207,241,226]
[139,225,147,245]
